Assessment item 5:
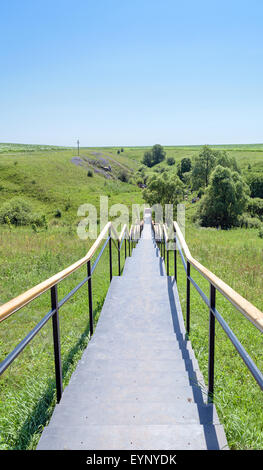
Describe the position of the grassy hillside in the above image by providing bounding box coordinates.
[0,142,263,449]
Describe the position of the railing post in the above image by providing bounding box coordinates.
[125,238,127,259]
[208,284,216,402]
[118,240,121,276]
[51,285,63,403]
[109,228,112,282]
[87,260,93,336]
[174,235,177,282]
[186,261,190,335]
[163,241,166,262]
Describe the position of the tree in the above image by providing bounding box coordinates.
[216,151,240,173]
[142,173,184,211]
[191,146,218,189]
[191,146,240,190]
[198,165,249,229]
[247,174,263,198]
[177,157,192,179]
[181,157,192,174]
[142,144,166,167]
[142,150,153,167]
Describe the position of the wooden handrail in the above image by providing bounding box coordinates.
[118,224,129,243]
[0,222,130,324]
[163,224,169,243]
[173,221,263,333]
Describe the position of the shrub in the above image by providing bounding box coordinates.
[54,209,62,218]
[247,174,263,198]
[87,170,93,177]
[167,157,175,166]
[238,214,262,229]
[0,197,47,227]
[4,215,12,230]
[0,198,34,226]
[197,188,205,198]
[118,170,129,183]
[258,226,263,238]
[247,197,263,220]
[34,214,48,228]
[65,199,71,211]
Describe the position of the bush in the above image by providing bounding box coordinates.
[0,198,34,226]
[0,197,47,227]
[34,214,48,228]
[247,174,263,198]
[238,214,262,229]
[118,170,129,183]
[197,188,205,198]
[54,209,62,218]
[258,227,263,238]
[247,197,263,220]
[87,170,93,177]
[167,157,175,166]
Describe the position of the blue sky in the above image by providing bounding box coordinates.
[0,0,262,146]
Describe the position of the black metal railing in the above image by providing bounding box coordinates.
[153,221,263,403]
[0,223,141,403]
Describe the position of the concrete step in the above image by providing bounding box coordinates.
[37,423,228,450]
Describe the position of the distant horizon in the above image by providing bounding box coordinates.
[1,140,263,149]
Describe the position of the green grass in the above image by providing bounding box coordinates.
[0,225,132,449]
[0,142,263,449]
[175,214,263,450]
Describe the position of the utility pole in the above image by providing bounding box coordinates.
[77,139,80,156]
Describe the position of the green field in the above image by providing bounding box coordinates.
[0,142,262,449]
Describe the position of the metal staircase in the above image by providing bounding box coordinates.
[37,211,228,450]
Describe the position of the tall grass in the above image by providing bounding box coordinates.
[0,226,130,449]
[176,222,263,449]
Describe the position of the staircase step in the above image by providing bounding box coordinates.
[68,356,200,374]
[83,341,198,363]
[49,401,220,426]
[37,423,228,450]
[60,382,204,405]
[67,367,199,389]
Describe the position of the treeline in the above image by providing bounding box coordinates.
[141,144,263,234]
